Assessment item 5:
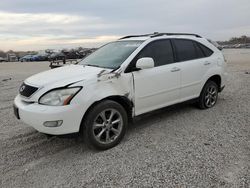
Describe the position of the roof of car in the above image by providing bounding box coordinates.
[119,32,203,41]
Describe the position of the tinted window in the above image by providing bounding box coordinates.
[198,43,213,57]
[193,41,205,58]
[174,39,197,61]
[137,40,174,67]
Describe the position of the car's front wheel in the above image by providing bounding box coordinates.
[198,80,219,109]
[83,100,128,150]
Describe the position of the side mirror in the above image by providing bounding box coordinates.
[136,57,154,70]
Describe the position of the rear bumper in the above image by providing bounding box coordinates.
[14,95,85,135]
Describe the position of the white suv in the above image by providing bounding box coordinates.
[14,33,226,150]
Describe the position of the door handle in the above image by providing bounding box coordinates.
[171,67,181,72]
[204,61,211,66]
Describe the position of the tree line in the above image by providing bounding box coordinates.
[218,35,250,45]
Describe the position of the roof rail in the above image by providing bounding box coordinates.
[119,32,202,40]
[151,33,202,38]
[119,32,159,40]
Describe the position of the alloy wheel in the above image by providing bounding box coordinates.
[92,108,123,144]
[204,85,218,108]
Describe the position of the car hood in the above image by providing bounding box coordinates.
[25,65,110,87]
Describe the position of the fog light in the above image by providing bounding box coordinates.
[43,120,63,127]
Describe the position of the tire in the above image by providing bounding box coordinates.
[82,100,128,150]
[198,81,219,109]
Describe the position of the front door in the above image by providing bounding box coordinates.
[131,40,181,115]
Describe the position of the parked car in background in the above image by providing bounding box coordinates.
[61,49,82,59]
[20,55,34,62]
[0,57,7,62]
[30,54,48,61]
[207,39,223,50]
[14,33,227,150]
[48,52,66,61]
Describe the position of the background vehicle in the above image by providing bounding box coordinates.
[0,57,7,62]
[30,54,48,61]
[48,52,66,61]
[207,39,223,50]
[19,55,34,62]
[49,48,97,68]
[14,33,226,150]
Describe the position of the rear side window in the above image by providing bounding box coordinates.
[137,40,174,67]
[198,43,213,57]
[193,41,205,58]
[174,39,197,62]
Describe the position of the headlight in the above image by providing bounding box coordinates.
[39,87,82,106]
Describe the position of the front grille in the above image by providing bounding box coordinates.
[19,83,39,97]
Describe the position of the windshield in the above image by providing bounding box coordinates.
[79,41,143,69]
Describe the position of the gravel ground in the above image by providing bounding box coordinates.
[0,49,249,187]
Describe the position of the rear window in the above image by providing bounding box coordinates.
[174,39,197,61]
[193,42,205,58]
[174,39,214,62]
[198,43,213,57]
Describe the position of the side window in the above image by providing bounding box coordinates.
[198,43,213,57]
[137,40,174,67]
[174,39,197,62]
[193,41,205,58]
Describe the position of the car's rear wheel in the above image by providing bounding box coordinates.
[198,81,218,109]
[83,100,128,150]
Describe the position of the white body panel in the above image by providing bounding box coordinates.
[133,63,180,115]
[14,34,226,135]
[179,57,214,102]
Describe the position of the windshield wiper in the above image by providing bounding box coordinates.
[84,64,115,70]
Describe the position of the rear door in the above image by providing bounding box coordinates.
[131,40,181,115]
[173,39,214,101]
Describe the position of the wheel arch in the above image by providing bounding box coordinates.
[79,95,134,133]
[206,75,221,90]
[198,75,221,109]
[202,75,222,93]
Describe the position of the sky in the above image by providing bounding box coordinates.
[0,0,249,51]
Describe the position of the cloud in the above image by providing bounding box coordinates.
[0,11,123,50]
[0,35,122,51]
[0,12,82,25]
[0,11,120,35]
[0,0,250,50]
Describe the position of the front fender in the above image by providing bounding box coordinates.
[70,73,134,128]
